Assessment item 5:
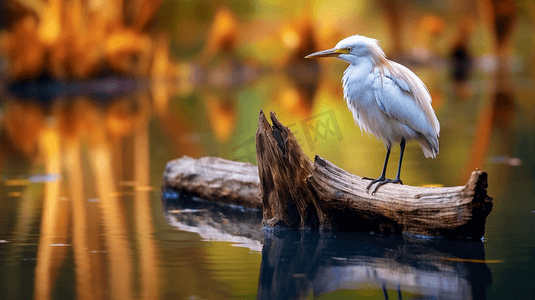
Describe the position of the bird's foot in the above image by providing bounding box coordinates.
[365,177,403,195]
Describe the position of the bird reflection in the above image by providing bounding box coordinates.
[257,230,492,300]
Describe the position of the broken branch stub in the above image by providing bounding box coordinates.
[255,110,320,228]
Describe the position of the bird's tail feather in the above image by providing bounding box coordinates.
[419,134,439,158]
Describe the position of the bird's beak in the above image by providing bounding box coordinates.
[305,48,349,59]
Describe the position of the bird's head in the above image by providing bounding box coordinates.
[305,35,389,66]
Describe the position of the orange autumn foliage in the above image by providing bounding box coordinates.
[0,0,171,80]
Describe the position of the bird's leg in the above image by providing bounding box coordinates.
[364,146,391,190]
[393,137,405,184]
[382,282,389,300]
[369,138,405,194]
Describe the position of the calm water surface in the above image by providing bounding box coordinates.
[0,65,534,299]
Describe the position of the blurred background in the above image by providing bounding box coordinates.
[0,0,534,299]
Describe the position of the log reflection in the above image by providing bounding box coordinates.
[163,192,263,248]
[258,230,492,299]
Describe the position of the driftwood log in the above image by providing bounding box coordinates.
[163,156,261,209]
[256,110,492,238]
[162,111,493,238]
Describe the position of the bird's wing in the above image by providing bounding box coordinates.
[372,70,435,137]
[384,70,410,93]
[384,61,440,135]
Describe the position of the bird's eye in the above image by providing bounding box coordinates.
[346,47,352,52]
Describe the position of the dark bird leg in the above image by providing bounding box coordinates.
[393,138,405,184]
[382,282,389,300]
[365,138,405,194]
[364,146,391,189]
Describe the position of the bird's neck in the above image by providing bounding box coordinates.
[351,56,375,70]
[342,57,375,84]
[342,58,375,103]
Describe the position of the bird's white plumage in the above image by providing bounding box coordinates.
[335,35,440,158]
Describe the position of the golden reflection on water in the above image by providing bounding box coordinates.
[133,95,160,300]
[64,128,93,300]
[35,117,64,300]
[0,89,181,299]
[0,75,272,297]
[461,63,515,184]
[91,129,134,300]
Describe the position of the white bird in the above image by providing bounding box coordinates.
[305,35,440,193]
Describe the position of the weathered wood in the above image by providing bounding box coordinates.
[162,110,493,238]
[162,156,261,209]
[256,110,319,229]
[255,110,493,238]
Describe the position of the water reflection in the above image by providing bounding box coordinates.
[258,230,492,300]
[0,91,173,300]
[163,192,263,251]
[162,193,493,300]
[461,62,515,184]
